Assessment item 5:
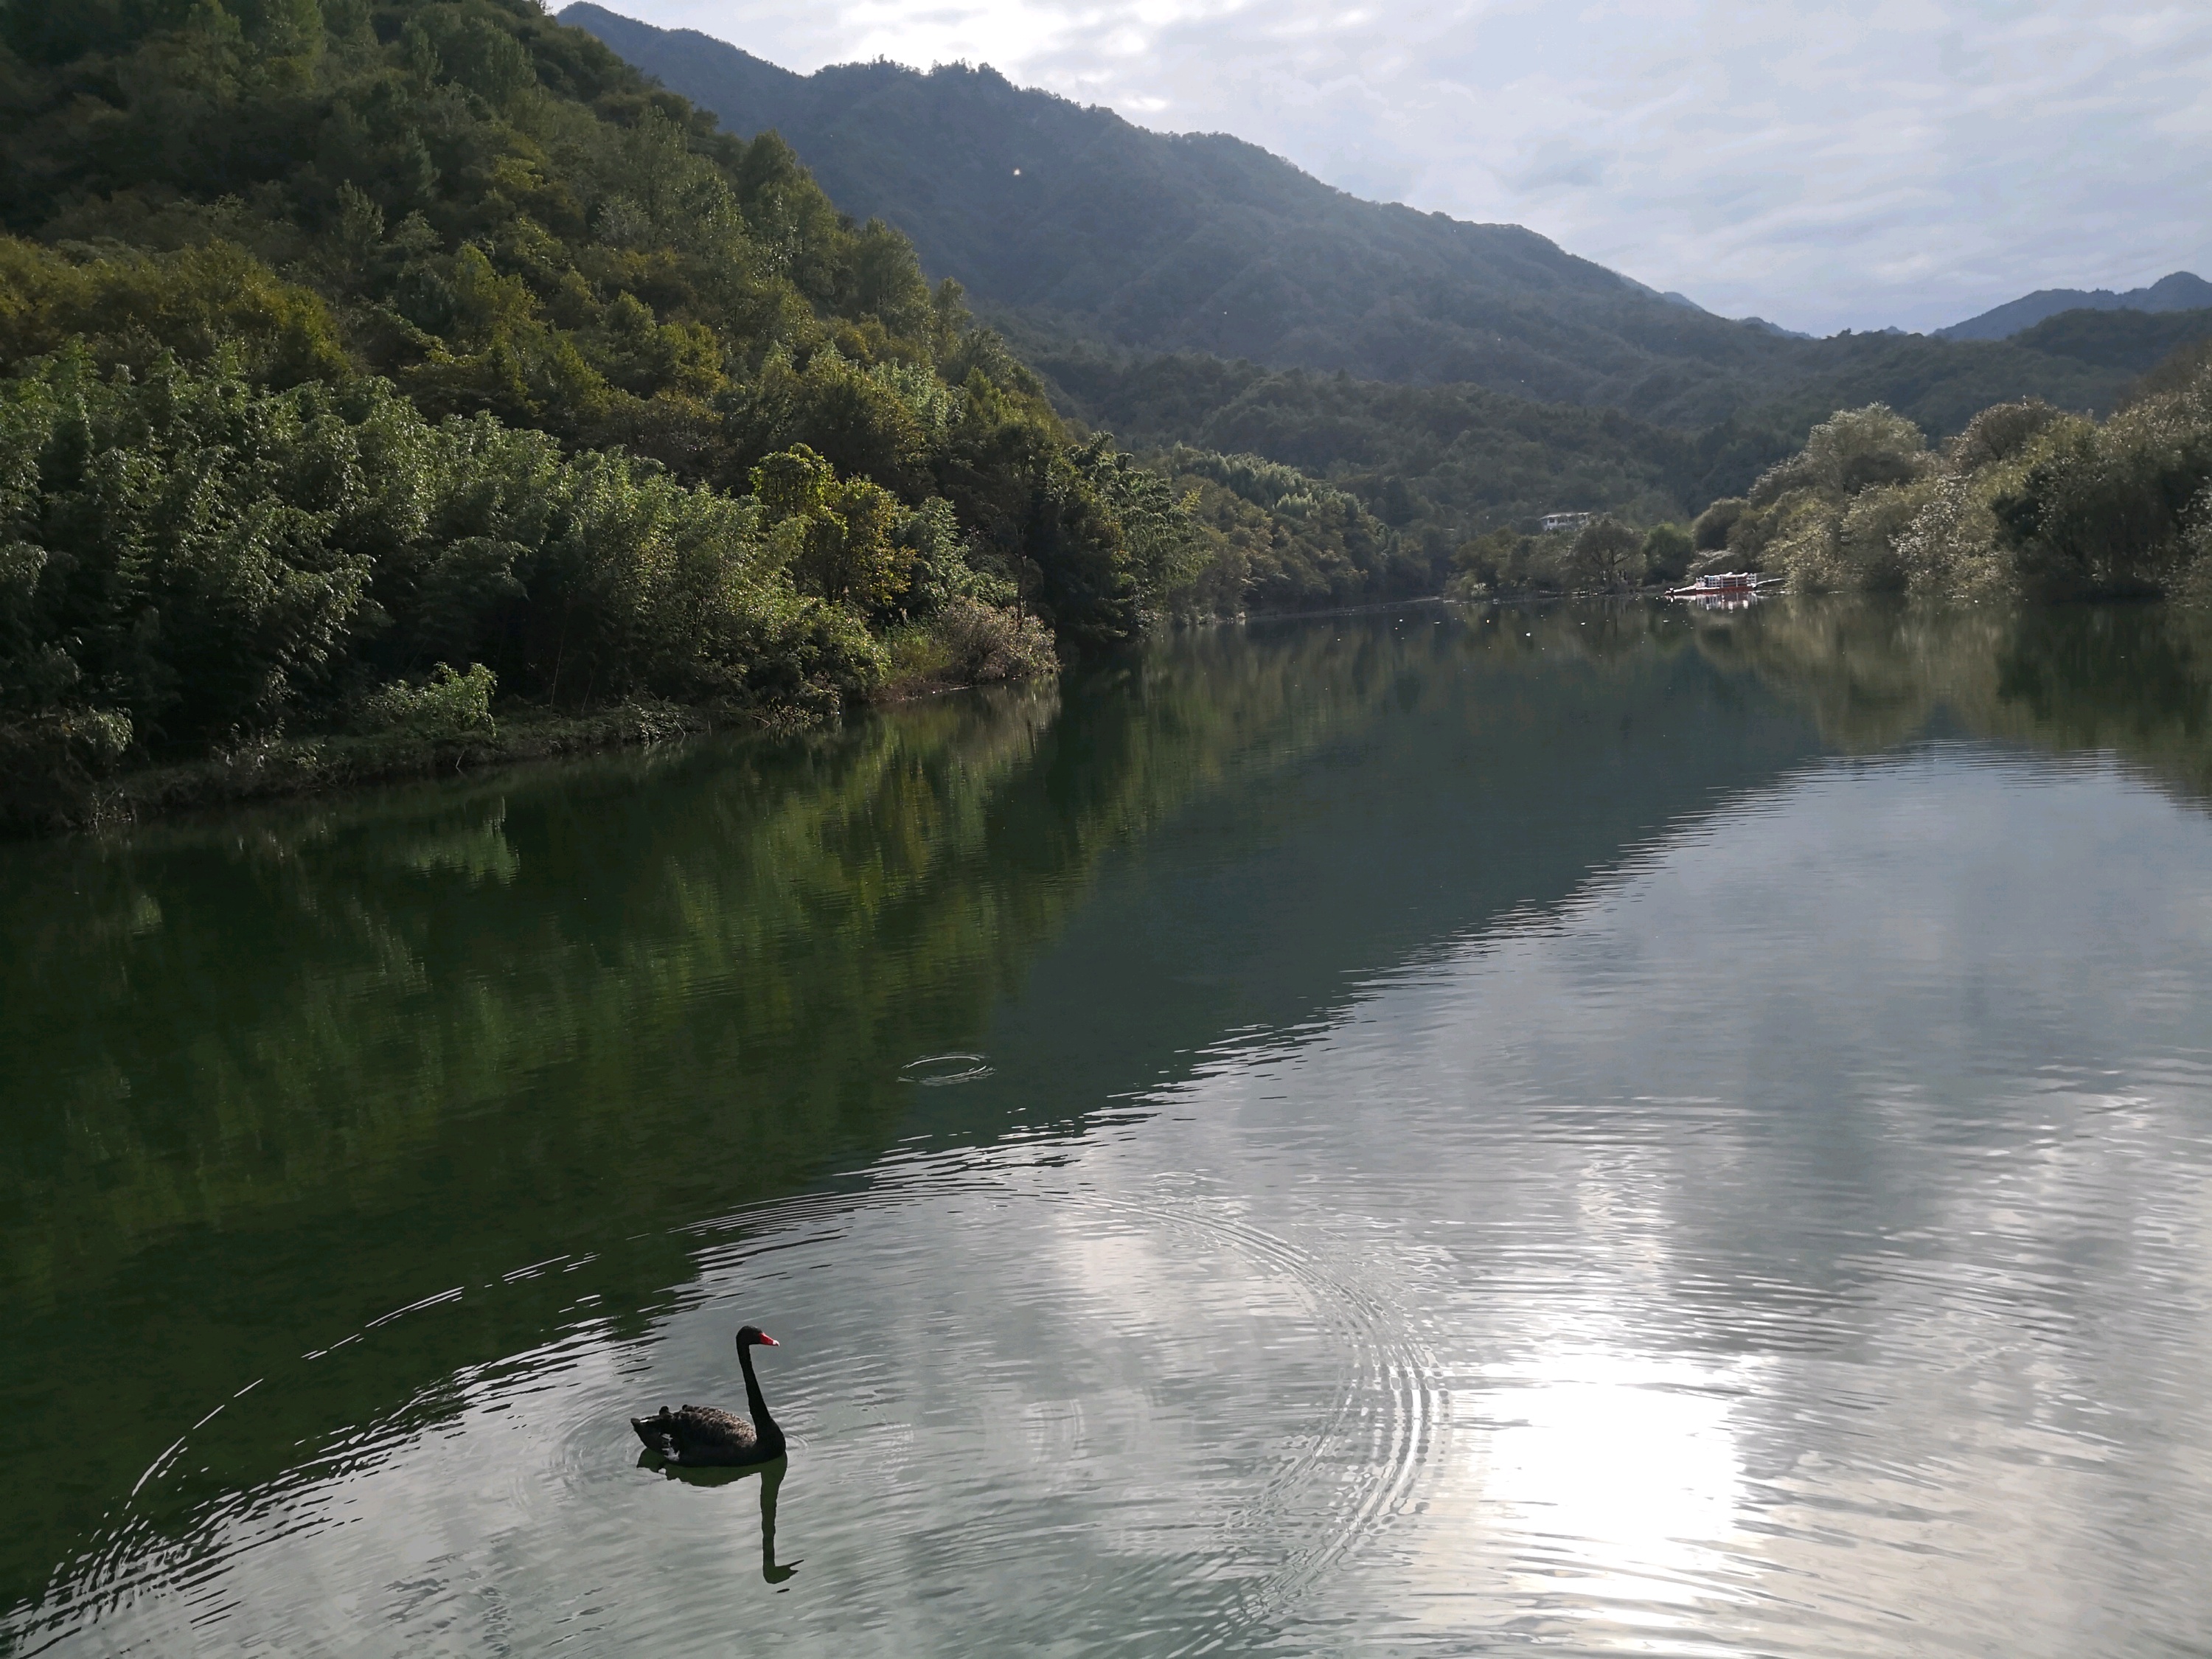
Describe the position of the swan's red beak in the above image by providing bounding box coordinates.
[758,1334,779,1345]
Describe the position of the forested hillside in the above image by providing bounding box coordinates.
[561,3,2212,442]
[558,1,2212,572]
[1040,351,1703,566]
[0,0,1398,827]
[1937,272,2212,341]
[1017,321,2212,571]
[560,2,1807,424]
[1683,338,2212,603]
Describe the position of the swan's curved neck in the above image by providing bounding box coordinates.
[739,1344,783,1448]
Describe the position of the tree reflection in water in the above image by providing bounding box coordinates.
[1683,597,2212,799]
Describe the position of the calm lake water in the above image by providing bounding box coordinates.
[5,599,2212,1658]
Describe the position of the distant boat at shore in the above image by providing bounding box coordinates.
[1667,571,1781,605]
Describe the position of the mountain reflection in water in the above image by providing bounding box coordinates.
[3,599,2210,1658]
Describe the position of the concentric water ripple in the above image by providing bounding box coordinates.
[7,1133,1453,1658]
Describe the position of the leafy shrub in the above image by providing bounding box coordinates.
[752,443,916,614]
[1894,475,2011,602]
[0,345,378,746]
[1751,405,1933,504]
[361,663,498,737]
[1450,526,1565,596]
[883,597,1058,691]
[1566,518,1646,590]
[930,597,1057,684]
[2180,500,2212,607]
[1990,391,2212,597]
[0,238,351,387]
[0,707,136,831]
[1156,444,1414,613]
[1947,399,2062,472]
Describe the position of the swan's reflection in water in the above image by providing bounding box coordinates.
[639,1452,799,1585]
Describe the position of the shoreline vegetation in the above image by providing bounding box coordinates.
[1686,342,2212,603]
[1448,340,2212,605]
[9,697,716,834]
[0,0,1357,834]
[4,658,1046,836]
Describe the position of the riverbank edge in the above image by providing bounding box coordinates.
[1,700,737,839]
[1,652,1074,838]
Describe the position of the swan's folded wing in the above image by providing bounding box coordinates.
[672,1405,757,1452]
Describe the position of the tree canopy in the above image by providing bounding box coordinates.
[1696,341,2212,602]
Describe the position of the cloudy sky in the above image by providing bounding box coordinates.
[592,0,2211,336]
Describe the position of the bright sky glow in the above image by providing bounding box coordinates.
[590,0,2212,335]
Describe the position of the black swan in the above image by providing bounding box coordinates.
[631,1325,786,1467]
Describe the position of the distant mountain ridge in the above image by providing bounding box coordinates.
[560,2,1829,425]
[565,1,2212,478]
[1938,273,2212,341]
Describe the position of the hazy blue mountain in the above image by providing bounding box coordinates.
[1938,273,2212,341]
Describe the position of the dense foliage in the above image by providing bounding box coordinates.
[0,347,885,759]
[1700,347,2212,602]
[1446,518,1693,599]
[1037,349,1714,589]
[1150,447,1421,614]
[1022,333,2212,592]
[0,0,1284,796]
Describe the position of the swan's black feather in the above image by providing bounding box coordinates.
[630,1402,774,1466]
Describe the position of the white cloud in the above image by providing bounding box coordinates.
[602,0,2208,335]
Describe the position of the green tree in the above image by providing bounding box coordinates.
[752,445,914,614]
[1691,497,1745,552]
[1641,521,1694,581]
[1568,518,1646,591]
